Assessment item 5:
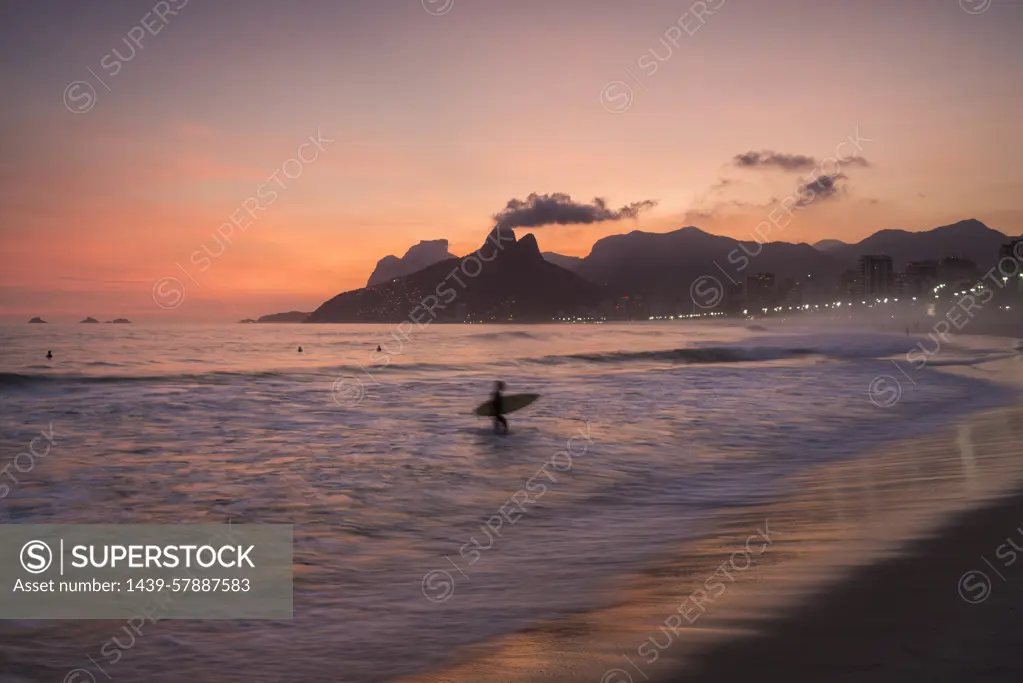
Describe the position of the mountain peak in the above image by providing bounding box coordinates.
[516,232,541,256]
[367,238,456,287]
[309,227,606,322]
[402,239,451,260]
[823,218,1006,269]
[484,225,517,249]
[813,238,848,252]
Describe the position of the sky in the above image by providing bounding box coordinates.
[1,0,1021,322]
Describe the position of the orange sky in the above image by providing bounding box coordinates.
[1,0,1021,321]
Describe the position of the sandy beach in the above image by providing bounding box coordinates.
[664,486,1023,683]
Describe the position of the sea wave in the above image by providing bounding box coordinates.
[533,346,819,365]
[468,330,543,341]
[0,361,472,389]
[0,370,292,388]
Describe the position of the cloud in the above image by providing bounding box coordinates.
[493,192,657,230]
[734,150,871,172]
[683,209,718,224]
[684,198,775,224]
[734,151,818,172]
[795,173,846,208]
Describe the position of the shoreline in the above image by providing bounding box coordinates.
[657,353,1023,683]
[663,485,1023,682]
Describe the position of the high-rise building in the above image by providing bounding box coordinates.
[904,260,939,295]
[744,273,775,311]
[938,256,977,282]
[998,239,1023,298]
[839,269,861,301]
[778,278,802,306]
[859,255,894,298]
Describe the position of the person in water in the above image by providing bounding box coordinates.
[491,380,508,435]
[297,346,303,353]
[46,350,52,360]
[377,345,382,352]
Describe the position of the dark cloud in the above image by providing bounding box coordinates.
[684,199,773,224]
[795,173,846,208]
[493,192,657,230]
[734,150,871,172]
[734,150,818,172]
[683,209,717,224]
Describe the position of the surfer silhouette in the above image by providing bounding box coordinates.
[297,346,303,353]
[492,380,508,435]
[46,350,52,360]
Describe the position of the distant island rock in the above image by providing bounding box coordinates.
[257,311,310,323]
[238,318,257,324]
[80,317,100,323]
[28,317,47,323]
[367,239,457,287]
[104,319,131,324]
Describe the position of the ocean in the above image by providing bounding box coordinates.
[0,321,1020,682]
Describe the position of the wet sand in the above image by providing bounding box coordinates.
[664,488,1023,683]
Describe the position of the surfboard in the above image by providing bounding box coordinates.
[474,393,540,417]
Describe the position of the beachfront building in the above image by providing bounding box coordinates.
[904,260,939,296]
[839,269,861,301]
[858,255,894,298]
[999,239,1023,298]
[938,256,978,282]
[745,273,776,312]
[779,278,802,307]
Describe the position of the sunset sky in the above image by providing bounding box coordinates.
[1,0,1021,322]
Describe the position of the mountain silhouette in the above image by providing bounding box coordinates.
[569,220,1009,301]
[308,228,606,322]
[306,218,1010,322]
[813,239,848,252]
[366,239,456,287]
[823,219,1007,270]
[574,226,842,298]
[542,252,583,270]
